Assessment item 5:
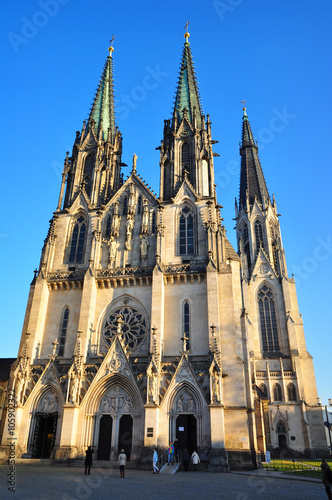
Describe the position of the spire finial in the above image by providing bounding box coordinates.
[241,100,247,117]
[108,35,116,57]
[184,21,190,43]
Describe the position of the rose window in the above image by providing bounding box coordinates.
[102,306,147,351]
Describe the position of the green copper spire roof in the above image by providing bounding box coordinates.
[239,108,270,207]
[87,47,116,142]
[172,35,203,129]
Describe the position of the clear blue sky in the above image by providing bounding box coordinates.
[1,1,331,408]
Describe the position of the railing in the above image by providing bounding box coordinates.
[96,266,153,278]
[47,270,85,281]
[157,449,182,469]
[163,264,206,274]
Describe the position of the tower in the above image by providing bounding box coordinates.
[235,104,326,456]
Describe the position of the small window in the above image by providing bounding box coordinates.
[69,216,86,263]
[137,196,142,215]
[183,301,190,351]
[123,197,128,215]
[151,211,156,233]
[254,220,264,252]
[287,383,297,402]
[179,205,194,255]
[259,383,268,397]
[273,383,283,402]
[105,215,112,238]
[58,307,69,357]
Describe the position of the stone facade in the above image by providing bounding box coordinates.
[0,35,327,468]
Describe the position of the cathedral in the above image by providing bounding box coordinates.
[0,31,327,470]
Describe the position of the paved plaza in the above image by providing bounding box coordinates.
[0,465,326,500]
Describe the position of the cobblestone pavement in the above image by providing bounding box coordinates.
[0,465,325,500]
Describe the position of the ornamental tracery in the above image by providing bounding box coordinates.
[102,305,148,352]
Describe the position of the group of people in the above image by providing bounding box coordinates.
[84,444,332,496]
[165,439,200,471]
[84,446,127,477]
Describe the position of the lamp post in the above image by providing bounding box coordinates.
[318,398,332,454]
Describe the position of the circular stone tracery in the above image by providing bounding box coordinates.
[102,306,147,351]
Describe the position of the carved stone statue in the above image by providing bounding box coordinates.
[148,374,157,403]
[111,203,120,238]
[140,234,149,260]
[141,199,149,234]
[108,236,119,267]
[212,370,220,403]
[125,216,134,250]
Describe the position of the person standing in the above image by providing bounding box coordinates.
[152,448,159,474]
[182,448,190,471]
[84,446,94,475]
[321,459,332,499]
[167,442,174,465]
[118,449,127,478]
[173,438,180,462]
[191,450,200,471]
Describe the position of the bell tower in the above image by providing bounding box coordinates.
[158,29,218,201]
[58,42,123,212]
[235,105,287,281]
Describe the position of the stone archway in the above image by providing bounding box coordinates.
[31,391,58,459]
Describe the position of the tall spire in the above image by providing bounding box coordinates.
[239,106,270,207]
[172,29,203,129]
[86,42,116,142]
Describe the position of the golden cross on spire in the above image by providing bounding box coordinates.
[108,35,116,56]
[184,21,190,42]
[241,99,246,108]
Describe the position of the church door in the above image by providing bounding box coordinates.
[176,414,197,454]
[97,415,113,460]
[32,412,58,458]
[118,415,133,461]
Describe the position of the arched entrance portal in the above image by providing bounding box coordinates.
[31,392,58,459]
[176,414,197,454]
[174,390,198,454]
[276,420,287,449]
[96,386,133,461]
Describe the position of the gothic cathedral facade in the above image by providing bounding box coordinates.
[1,34,326,469]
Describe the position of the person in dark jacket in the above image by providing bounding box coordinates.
[182,448,190,471]
[321,459,332,499]
[84,446,94,475]
[173,438,180,461]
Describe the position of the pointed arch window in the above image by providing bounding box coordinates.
[151,210,156,233]
[201,159,209,197]
[83,154,94,198]
[259,383,268,397]
[243,223,249,243]
[58,307,69,357]
[273,383,283,402]
[179,205,194,255]
[183,301,190,351]
[123,197,128,215]
[287,383,297,402]
[254,219,264,252]
[69,216,86,263]
[137,196,142,215]
[258,284,279,353]
[181,143,190,167]
[105,215,112,238]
